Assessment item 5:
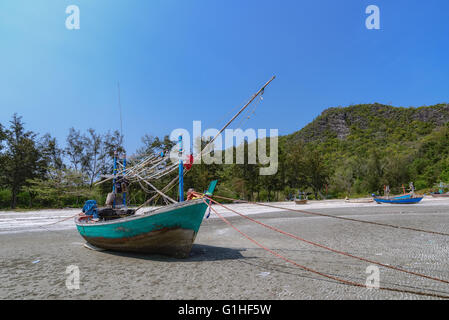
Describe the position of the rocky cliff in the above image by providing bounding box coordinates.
[288,103,449,143]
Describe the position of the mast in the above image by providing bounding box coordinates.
[134,76,276,209]
[122,153,127,207]
[117,82,126,207]
[200,75,276,157]
[118,82,123,143]
[112,151,118,208]
[178,135,184,202]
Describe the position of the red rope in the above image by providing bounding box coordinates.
[204,200,365,287]
[208,194,449,237]
[203,199,449,299]
[206,197,449,285]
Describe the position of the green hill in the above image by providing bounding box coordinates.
[281,103,449,197]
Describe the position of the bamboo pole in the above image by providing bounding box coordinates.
[134,173,176,204]
[198,75,276,159]
[136,76,276,209]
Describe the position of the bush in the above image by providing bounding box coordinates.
[16,191,31,208]
[414,179,428,191]
[0,189,11,208]
[283,186,296,200]
[257,190,268,202]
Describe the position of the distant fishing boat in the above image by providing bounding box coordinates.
[344,197,374,203]
[430,182,449,197]
[373,183,422,204]
[372,194,423,204]
[294,190,308,205]
[430,192,449,198]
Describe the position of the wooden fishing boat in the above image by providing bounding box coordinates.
[294,190,309,205]
[75,154,216,258]
[75,198,211,258]
[344,198,374,203]
[372,194,423,204]
[430,192,449,198]
[75,77,275,258]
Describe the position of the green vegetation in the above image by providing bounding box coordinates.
[1,103,449,209]
[284,103,449,198]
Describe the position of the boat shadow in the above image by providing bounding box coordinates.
[103,244,249,262]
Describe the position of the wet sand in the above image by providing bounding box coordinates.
[1,198,449,300]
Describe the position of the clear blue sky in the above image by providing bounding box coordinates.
[1,0,448,154]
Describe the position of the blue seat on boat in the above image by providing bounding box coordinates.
[82,200,99,219]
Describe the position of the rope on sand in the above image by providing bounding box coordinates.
[203,200,449,299]
[205,197,449,285]
[210,194,449,237]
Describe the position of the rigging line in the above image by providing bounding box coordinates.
[132,157,173,177]
[132,163,177,182]
[41,212,81,226]
[235,94,263,129]
[210,194,449,237]
[204,196,449,285]
[118,81,123,146]
[197,76,275,161]
[134,173,177,203]
[137,179,154,194]
[32,212,81,236]
[137,151,195,207]
[209,96,252,133]
[125,156,163,175]
[147,164,179,180]
[136,173,180,210]
[120,154,156,172]
[95,155,166,186]
[135,77,275,209]
[205,201,449,299]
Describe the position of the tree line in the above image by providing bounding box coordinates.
[1,109,448,209]
[0,114,124,208]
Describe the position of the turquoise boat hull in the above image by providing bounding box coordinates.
[75,199,209,258]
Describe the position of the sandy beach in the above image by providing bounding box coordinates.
[1,197,449,300]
